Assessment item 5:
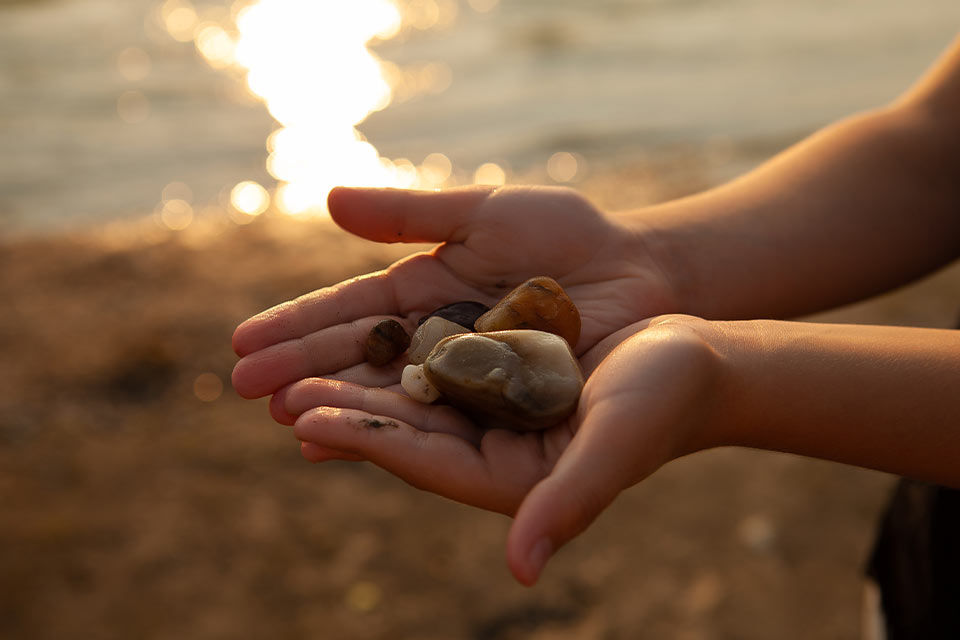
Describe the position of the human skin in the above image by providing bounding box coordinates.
[282,316,960,585]
[232,34,960,585]
[231,184,678,399]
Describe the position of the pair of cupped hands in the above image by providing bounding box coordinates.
[232,185,719,585]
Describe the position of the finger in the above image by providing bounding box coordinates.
[294,407,506,511]
[328,185,495,244]
[301,441,364,463]
[232,315,413,398]
[270,387,297,425]
[285,378,484,445]
[232,269,401,357]
[505,401,656,586]
[233,252,486,359]
[506,326,689,586]
[325,359,407,389]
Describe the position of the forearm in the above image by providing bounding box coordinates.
[710,320,960,487]
[629,36,960,320]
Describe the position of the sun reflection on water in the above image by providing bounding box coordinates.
[160,0,466,219]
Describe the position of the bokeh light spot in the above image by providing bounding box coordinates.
[163,1,200,42]
[419,152,452,186]
[345,581,382,612]
[193,372,224,402]
[407,0,440,30]
[434,0,459,28]
[117,47,152,81]
[230,180,270,216]
[546,151,581,183]
[195,23,236,68]
[160,199,194,230]
[473,162,506,186]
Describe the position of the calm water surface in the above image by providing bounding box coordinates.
[1,0,958,231]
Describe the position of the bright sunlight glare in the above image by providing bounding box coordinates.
[162,0,507,220]
[220,0,450,217]
[232,0,407,216]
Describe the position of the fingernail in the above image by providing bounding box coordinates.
[527,537,553,583]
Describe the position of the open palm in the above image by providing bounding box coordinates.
[275,316,717,585]
[232,185,676,399]
[231,185,698,585]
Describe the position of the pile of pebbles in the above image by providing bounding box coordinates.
[363,277,584,431]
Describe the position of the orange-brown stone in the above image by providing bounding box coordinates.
[474,277,580,348]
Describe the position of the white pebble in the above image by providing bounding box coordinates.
[401,364,441,403]
[407,316,470,364]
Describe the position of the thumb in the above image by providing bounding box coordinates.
[505,445,624,586]
[506,403,665,586]
[326,185,496,244]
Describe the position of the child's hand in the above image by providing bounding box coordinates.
[231,185,678,399]
[277,315,724,586]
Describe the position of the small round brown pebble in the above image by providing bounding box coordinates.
[364,319,411,366]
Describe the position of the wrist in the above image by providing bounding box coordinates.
[700,319,772,450]
[654,316,774,454]
[629,315,739,456]
[615,209,697,318]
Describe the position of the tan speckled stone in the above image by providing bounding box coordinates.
[423,330,583,431]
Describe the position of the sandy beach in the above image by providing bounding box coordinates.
[4,0,960,636]
[3,167,959,639]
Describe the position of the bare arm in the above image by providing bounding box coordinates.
[504,316,960,583]
[710,320,960,485]
[633,34,960,320]
[284,315,960,583]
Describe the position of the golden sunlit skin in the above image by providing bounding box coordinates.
[231,184,677,394]
[234,34,960,588]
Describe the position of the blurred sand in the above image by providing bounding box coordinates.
[1,169,959,639]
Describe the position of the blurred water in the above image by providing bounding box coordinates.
[1,0,958,232]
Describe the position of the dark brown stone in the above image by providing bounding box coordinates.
[418,301,490,330]
[363,319,411,366]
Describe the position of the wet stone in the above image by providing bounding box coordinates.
[401,364,441,403]
[423,329,584,431]
[474,277,581,348]
[363,319,411,366]
[407,316,471,365]
[418,301,490,330]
